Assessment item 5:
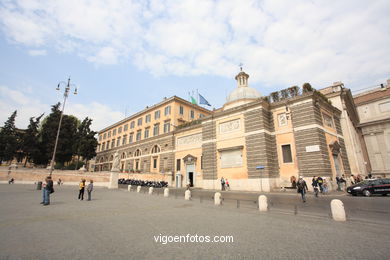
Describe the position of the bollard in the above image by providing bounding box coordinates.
[137,186,141,193]
[214,192,222,205]
[331,199,346,221]
[258,195,268,212]
[185,190,191,200]
[127,185,132,192]
[149,187,154,195]
[164,188,169,197]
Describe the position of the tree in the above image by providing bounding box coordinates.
[302,83,314,93]
[21,114,44,166]
[73,117,98,169]
[40,103,79,166]
[0,111,18,164]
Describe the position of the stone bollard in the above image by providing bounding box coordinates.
[127,185,132,192]
[164,188,169,197]
[149,187,154,195]
[258,195,268,212]
[185,190,191,200]
[331,199,346,221]
[214,192,222,205]
[137,186,141,193]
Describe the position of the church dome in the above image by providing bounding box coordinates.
[224,69,261,110]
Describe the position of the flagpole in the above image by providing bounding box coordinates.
[196,89,199,105]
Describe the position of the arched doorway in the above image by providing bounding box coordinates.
[183,154,197,187]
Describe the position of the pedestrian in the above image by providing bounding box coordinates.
[340,175,346,190]
[57,178,62,186]
[317,176,324,193]
[221,177,225,191]
[8,178,14,184]
[322,178,328,194]
[87,180,94,201]
[41,176,54,206]
[312,176,319,197]
[349,174,355,185]
[297,176,308,202]
[78,179,86,200]
[336,176,342,191]
[225,179,230,191]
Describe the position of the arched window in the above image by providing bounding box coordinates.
[151,145,161,154]
[134,149,142,157]
[109,155,114,161]
[99,157,104,163]
[121,152,126,159]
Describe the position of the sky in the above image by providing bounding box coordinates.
[0,0,389,132]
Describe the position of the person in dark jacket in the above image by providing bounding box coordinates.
[87,180,94,201]
[297,176,308,202]
[42,176,54,206]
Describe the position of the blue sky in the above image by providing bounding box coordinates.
[0,0,389,131]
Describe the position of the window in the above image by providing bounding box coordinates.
[136,130,142,141]
[134,149,141,157]
[199,114,204,118]
[190,110,194,119]
[99,135,102,141]
[220,149,242,168]
[282,144,293,163]
[145,114,151,123]
[153,124,160,136]
[130,121,135,129]
[154,110,160,120]
[106,141,110,149]
[176,159,181,171]
[137,118,143,126]
[135,161,139,170]
[322,113,334,128]
[164,121,171,133]
[108,131,111,138]
[111,139,115,148]
[102,142,105,150]
[118,126,122,134]
[122,135,127,145]
[179,106,184,115]
[153,158,158,169]
[129,133,134,143]
[103,133,106,139]
[151,145,160,153]
[116,137,121,147]
[164,106,171,116]
[278,113,287,127]
[144,128,150,139]
[124,124,128,131]
[113,129,117,136]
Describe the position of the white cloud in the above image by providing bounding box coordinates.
[0,0,389,91]
[28,49,47,56]
[0,85,124,131]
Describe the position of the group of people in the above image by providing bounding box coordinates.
[78,179,94,201]
[311,176,328,196]
[220,177,230,191]
[39,177,94,206]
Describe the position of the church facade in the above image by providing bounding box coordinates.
[95,71,351,191]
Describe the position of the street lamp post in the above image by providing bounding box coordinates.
[49,78,77,176]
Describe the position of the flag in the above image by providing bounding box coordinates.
[190,95,197,105]
[199,94,211,106]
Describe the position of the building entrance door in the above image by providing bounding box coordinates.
[186,163,195,187]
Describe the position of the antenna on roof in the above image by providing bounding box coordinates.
[239,62,243,71]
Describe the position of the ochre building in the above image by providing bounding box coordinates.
[95,71,351,191]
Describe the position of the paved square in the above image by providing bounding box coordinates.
[0,184,389,260]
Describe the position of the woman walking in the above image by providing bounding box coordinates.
[78,179,86,200]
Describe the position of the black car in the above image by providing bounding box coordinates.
[347,178,390,196]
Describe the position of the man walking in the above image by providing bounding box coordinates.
[297,176,308,202]
[220,177,225,191]
[317,176,324,193]
[41,176,53,206]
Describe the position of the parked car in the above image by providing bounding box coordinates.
[347,178,390,197]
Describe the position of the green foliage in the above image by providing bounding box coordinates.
[176,119,201,130]
[270,92,280,102]
[0,111,18,163]
[302,83,314,93]
[73,117,98,169]
[21,114,44,166]
[280,89,289,100]
[288,86,300,97]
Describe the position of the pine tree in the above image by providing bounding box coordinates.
[21,114,44,166]
[0,111,18,164]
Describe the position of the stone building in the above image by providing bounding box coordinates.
[320,82,370,176]
[354,80,390,177]
[95,70,352,191]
